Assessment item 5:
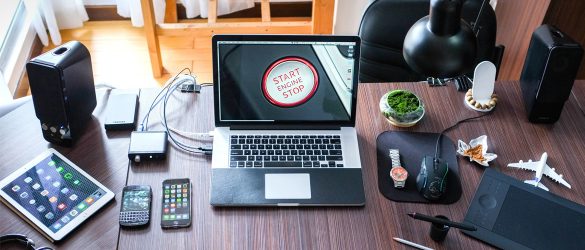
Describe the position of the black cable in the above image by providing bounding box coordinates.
[434,112,492,160]
[572,91,585,118]
[472,0,488,35]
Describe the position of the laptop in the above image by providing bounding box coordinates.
[210,35,365,206]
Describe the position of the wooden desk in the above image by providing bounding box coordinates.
[0,90,135,249]
[1,81,585,249]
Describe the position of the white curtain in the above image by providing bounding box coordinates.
[116,0,255,27]
[116,0,166,27]
[180,0,254,19]
[23,0,88,46]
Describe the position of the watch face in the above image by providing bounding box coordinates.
[390,167,408,181]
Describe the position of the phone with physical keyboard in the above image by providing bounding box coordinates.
[119,185,152,227]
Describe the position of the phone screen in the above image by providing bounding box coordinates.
[161,178,191,228]
[122,189,150,212]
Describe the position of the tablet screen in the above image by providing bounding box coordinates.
[1,153,108,233]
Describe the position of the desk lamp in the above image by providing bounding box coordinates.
[403,0,478,78]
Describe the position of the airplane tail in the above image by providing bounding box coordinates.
[525,180,549,191]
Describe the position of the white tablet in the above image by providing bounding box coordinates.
[0,148,115,241]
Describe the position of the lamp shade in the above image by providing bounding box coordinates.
[403,0,477,78]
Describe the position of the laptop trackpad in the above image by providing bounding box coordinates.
[265,174,311,199]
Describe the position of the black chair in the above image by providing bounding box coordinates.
[358,0,504,83]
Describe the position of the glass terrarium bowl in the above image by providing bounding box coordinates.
[379,89,425,127]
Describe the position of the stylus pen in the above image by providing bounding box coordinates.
[408,212,477,231]
[393,237,434,250]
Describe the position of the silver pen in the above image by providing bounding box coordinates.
[393,237,434,250]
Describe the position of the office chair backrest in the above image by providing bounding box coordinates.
[358,0,499,83]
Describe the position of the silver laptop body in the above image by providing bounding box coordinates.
[210,35,365,206]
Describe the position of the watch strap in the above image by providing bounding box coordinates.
[394,180,405,188]
[389,149,401,168]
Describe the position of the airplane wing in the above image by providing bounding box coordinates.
[507,160,539,171]
[543,164,572,189]
[525,180,549,191]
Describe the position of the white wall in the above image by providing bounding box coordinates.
[332,0,372,35]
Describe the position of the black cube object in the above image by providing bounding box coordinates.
[520,25,583,124]
[26,41,96,146]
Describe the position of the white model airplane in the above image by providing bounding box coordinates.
[507,152,571,191]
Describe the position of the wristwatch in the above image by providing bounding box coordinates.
[389,149,408,188]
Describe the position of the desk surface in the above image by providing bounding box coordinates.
[1,81,585,249]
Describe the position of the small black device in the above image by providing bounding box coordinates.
[463,169,585,250]
[119,185,152,227]
[105,92,138,130]
[416,156,448,201]
[161,178,191,228]
[520,24,584,124]
[128,131,168,163]
[26,41,96,146]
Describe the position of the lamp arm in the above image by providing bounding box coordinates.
[432,0,490,91]
[472,0,489,35]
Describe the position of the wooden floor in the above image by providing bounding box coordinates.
[41,20,215,89]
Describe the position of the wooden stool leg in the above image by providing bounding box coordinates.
[312,0,335,34]
[209,0,217,24]
[261,0,271,22]
[141,0,163,77]
[165,0,178,23]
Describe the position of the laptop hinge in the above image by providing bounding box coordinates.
[230,125,341,130]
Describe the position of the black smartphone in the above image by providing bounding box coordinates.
[119,185,152,227]
[161,178,191,228]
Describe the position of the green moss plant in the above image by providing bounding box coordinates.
[387,90,420,114]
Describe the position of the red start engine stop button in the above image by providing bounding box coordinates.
[262,57,319,107]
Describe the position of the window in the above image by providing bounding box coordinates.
[0,0,21,46]
[0,0,27,102]
[0,0,22,63]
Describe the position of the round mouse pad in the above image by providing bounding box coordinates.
[376,131,462,204]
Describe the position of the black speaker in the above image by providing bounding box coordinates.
[26,41,96,146]
[520,25,583,123]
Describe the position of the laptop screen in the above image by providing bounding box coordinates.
[213,36,360,126]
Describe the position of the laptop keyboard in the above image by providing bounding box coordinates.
[229,134,344,168]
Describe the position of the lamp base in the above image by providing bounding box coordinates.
[464,89,497,112]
